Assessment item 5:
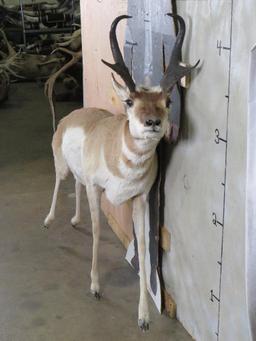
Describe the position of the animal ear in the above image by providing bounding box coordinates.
[111,73,130,101]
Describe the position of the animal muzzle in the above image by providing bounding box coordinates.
[144,118,161,128]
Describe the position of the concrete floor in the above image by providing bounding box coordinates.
[0,83,192,341]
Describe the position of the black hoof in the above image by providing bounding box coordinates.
[91,291,101,300]
[94,292,101,300]
[43,224,49,229]
[138,319,149,332]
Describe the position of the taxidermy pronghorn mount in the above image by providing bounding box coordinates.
[44,14,199,331]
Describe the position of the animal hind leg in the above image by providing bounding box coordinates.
[71,179,82,227]
[44,175,61,228]
[86,182,102,299]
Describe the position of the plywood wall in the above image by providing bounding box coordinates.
[80,0,134,243]
[162,1,253,340]
[81,0,127,112]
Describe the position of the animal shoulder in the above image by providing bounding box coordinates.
[59,108,126,134]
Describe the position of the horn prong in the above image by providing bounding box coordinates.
[160,13,200,92]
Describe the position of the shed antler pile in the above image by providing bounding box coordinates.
[44,14,199,330]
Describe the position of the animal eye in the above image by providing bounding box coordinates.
[125,99,133,107]
[166,98,172,108]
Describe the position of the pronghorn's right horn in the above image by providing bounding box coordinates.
[101,15,136,93]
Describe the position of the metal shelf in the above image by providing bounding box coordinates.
[18,0,75,46]
[24,28,74,35]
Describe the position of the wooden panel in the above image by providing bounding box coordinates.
[101,194,133,248]
[80,0,128,113]
[161,226,171,252]
[163,289,176,319]
[80,0,133,242]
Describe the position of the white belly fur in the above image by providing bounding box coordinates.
[62,127,158,206]
[62,127,85,185]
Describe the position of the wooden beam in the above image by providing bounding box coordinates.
[163,289,177,319]
[161,226,171,252]
[103,210,131,249]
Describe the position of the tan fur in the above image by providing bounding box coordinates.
[52,107,158,182]
[103,115,126,178]
[52,108,112,179]
[45,89,169,332]
[43,11,194,330]
[131,91,166,124]
[53,107,112,149]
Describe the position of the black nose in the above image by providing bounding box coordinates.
[145,119,161,127]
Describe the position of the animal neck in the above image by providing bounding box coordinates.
[122,120,158,165]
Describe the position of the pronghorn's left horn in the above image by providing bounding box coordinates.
[101,15,136,93]
[160,13,200,92]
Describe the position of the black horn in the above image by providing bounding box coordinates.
[160,13,200,92]
[102,15,136,93]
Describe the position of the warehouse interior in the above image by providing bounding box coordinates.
[0,1,191,340]
[0,1,255,341]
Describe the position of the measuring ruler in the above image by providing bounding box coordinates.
[210,1,234,339]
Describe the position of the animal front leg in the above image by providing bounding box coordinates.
[133,194,149,331]
[86,182,102,299]
[71,179,81,227]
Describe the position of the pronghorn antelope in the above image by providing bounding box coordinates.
[44,14,199,330]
